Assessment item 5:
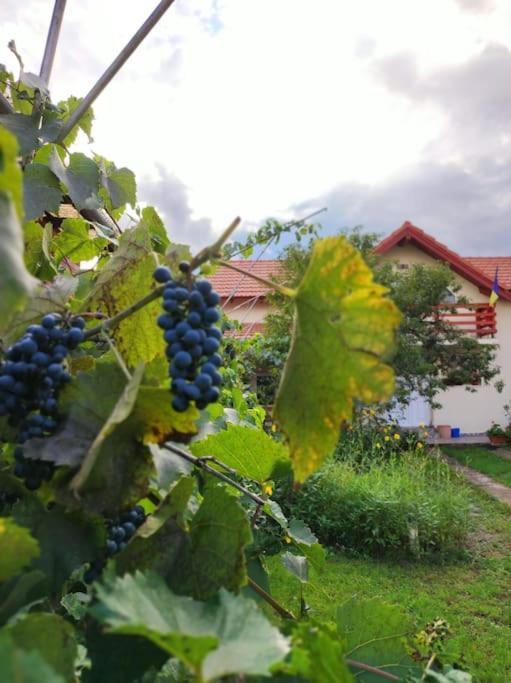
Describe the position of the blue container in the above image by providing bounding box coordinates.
[451,427,461,438]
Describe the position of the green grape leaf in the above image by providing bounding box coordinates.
[0,518,39,581]
[23,220,56,278]
[282,552,308,583]
[337,597,417,680]
[48,148,102,210]
[288,518,317,546]
[0,192,36,326]
[23,162,62,220]
[88,224,166,367]
[91,571,289,681]
[0,570,47,626]
[190,424,290,484]
[60,591,90,621]
[12,498,104,593]
[103,167,137,209]
[138,206,170,255]
[274,235,401,481]
[0,113,41,156]
[7,613,77,681]
[0,125,23,219]
[52,217,107,262]
[69,364,145,493]
[151,444,194,491]
[277,621,353,682]
[2,275,78,344]
[0,632,65,683]
[174,484,252,600]
[57,96,94,147]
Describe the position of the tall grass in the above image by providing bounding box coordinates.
[289,452,470,559]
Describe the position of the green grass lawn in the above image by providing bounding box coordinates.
[443,445,511,487]
[266,486,511,682]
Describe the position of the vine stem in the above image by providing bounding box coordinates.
[345,659,400,681]
[83,284,166,340]
[190,217,242,270]
[247,577,296,620]
[82,216,243,341]
[161,443,265,505]
[217,260,296,298]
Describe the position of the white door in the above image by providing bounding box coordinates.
[388,392,431,427]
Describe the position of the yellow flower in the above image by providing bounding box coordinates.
[383,426,390,433]
[271,423,277,433]
[283,534,292,544]
[419,421,426,428]
[384,435,391,442]
[393,433,401,440]
[262,483,273,496]
[417,442,424,449]
[375,442,382,449]
[369,409,375,416]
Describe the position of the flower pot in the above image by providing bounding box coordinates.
[437,425,452,439]
[488,434,507,446]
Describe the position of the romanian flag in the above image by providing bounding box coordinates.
[489,267,500,307]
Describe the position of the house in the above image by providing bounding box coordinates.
[210,222,511,433]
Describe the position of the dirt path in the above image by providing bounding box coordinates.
[442,454,511,508]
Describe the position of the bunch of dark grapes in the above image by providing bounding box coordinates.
[84,505,146,584]
[0,313,85,489]
[154,264,223,413]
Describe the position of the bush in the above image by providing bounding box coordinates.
[288,452,470,559]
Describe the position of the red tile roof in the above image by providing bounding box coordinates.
[225,322,266,338]
[209,260,283,299]
[463,257,511,290]
[376,221,511,301]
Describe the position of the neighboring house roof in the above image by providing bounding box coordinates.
[209,260,283,298]
[464,257,511,290]
[375,221,511,302]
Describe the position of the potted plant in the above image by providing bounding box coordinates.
[486,422,508,445]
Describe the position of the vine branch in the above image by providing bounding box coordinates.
[217,260,296,298]
[345,659,400,681]
[161,442,265,506]
[190,216,241,270]
[247,577,296,620]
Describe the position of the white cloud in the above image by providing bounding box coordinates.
[1,0,510,251]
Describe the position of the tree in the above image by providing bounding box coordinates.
[239,227,500,409]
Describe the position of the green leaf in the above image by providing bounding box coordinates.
[0,570,47,626]
[0,114,41,157]
[12,498,104,593]
[0,125,23,219]
[282,552,308,583]
[133,387,199,444]
[91,571,289,681]
[52,218,107,262]
[274,235,401,481]
[57,96,94,147]
[0,518,39,581]
[138,207,169,254]
[1,275,77,344]
[7,613,77,681]
[174,484,252,600]
[190,424,290,484]
[88,224,166,367]
[104,167,137,209]
[0,192,36,326]
[278,621,353,682]
[23,162,62,220]
[60,591,90,621]
[337,597,416,680]
[48,148,102,211]
[0,632,65,683]
[23,220,56,278]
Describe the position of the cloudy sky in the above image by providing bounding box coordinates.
[1,0,511,254]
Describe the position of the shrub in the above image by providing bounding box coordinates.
[288,452,470,559]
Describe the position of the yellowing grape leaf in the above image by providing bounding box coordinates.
[88,224,165,367]
[133,386,199,443]
[274,236,401,481]
[0,518,39,581]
